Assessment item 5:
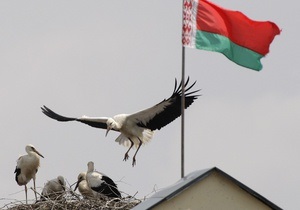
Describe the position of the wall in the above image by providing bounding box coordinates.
[152,171,272,210]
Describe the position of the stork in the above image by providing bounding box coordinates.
[14,144,44,204]
[74,172,96,199]
[86,161,121,199]
[41,77,200,166]
[40,175,66,201]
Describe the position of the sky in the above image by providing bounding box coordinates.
[0,0,298,209]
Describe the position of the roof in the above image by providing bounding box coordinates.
[132,167,282,210]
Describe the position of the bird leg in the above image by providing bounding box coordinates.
[25,185,28,204]
[123,138,134,161]
[33,178,37,201]
[132,137,143,167]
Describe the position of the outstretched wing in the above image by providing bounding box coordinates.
[41,106,109,130]
[129,77,200,131]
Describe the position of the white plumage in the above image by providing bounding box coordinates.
[14,144,44,204]
[41,78,200,166]
[40,175,66,201]
[86,161,121,199]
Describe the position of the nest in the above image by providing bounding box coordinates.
[2,189,142,210]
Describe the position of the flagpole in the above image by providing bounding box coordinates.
[181,46,185,179]
[181,0,187,179]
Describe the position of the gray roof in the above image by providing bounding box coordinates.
[132,167,282,210]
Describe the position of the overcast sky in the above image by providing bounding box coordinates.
[0,0,298,209]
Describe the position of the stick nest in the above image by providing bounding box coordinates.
[2,190,141,210]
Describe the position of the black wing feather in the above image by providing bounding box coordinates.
[138,77,200,130]
[91,176,121,198]
[14,167,21,185]
[41,106,76,122]
[41,105,107,129]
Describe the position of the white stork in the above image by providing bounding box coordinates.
[14,144,44,204]
[40,175,66,201]
[41,77,200,166]
[86,161,121,199]
[74,172,96,199]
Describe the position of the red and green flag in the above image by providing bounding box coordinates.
[182,0,281,71]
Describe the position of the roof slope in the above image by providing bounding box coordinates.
[132,167,282,210]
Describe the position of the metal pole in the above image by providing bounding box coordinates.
[181,46,185,179]
[181,0,188,179]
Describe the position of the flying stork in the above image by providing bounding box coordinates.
[14,144,44,204]
[41,77,200,166]
[85,161,121,199]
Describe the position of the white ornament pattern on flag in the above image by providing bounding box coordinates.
[182,0,197,48]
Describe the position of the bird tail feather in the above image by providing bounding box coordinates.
[115,130,154,148]
[115,134,132,147]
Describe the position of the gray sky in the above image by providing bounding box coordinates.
[0,0,298,209]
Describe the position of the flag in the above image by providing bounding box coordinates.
[182,0,280,71]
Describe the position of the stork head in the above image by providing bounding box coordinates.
[106,118,116,137]
[74,172,86,191]
[25,144,44,158]
[57,176,66,190]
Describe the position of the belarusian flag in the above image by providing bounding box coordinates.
[182,0,281,71]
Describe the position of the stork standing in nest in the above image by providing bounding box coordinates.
[14,144,44,204]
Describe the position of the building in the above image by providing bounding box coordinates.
[132,167,282,210]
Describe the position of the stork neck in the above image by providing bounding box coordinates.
[29,151,39,158]
[112,115,126,130]
[87,162,94,173]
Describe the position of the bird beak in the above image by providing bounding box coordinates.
[58,180,66,191]
[74,181,80,191]
[105,127,111,137]
[34,149,44,158]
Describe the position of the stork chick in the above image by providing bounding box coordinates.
[86,161,121,199]
[14,144,44,204]
[74,172,96,199]
[40,175,66,201]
